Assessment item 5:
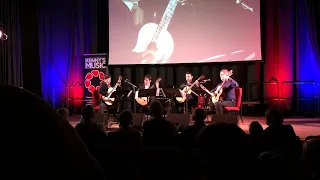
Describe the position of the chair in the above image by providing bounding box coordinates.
[92,89,102,112]
[223,88,243,123]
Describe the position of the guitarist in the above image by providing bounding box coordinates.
[209,69,239,115]
[177,72,200,114]
[136,74,160,112]
[99,74,121,121]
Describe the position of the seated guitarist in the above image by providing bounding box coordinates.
[177,72,200,114]
[136,74,160,113]
[209,69,239,114]
[99,74,121,121]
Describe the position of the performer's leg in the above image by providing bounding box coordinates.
[187,98,198,114]
[214,101,236,115]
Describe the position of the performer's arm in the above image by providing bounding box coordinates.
[223,78,239,89]
[150,84,156,89]
[211,83,221,93]
[99,83,108,96]
[179,83,186,89]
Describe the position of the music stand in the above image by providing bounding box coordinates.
[192,89,208,96]
[162,88,182,98]
[162,88,186,114]
[138,89,157,104]
[117,89,132,113]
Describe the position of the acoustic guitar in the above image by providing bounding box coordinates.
[176,75,205,103]
[102,75,122,105]
[132,0,185,64]
[135,77,162,106]
[211,70,233,103]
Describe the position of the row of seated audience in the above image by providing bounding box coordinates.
[61,99,319,180]
[2,85,319,180]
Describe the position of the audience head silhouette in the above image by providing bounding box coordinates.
[265,108,284,126]
[249,121,263,135]
[196,123,254,179]
[192,108,206,124]
[119,109,133,127]
[0,85,104,178]
[82,105,95,122]
[57,108,69,120]
[149,100,163,118]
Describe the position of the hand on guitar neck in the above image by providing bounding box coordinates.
[176,75,205,103]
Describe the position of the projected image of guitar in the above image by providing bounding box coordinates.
[102,75,122,105]
[132,0,185,64]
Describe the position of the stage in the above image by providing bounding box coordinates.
[68,115,320,140]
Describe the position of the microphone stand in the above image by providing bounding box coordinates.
[125,80,137,113]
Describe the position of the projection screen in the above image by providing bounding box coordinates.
[108,0,261,64]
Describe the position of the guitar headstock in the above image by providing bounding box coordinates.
[156,77,162,82]
[197,75,205,81]
[117,75,122,83]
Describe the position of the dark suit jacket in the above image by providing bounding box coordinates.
[142,117,178,148]
[211,78,239,101]
[137,83,156,91]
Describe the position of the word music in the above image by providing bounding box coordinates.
[85,57,107,69]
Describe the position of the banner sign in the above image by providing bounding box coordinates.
[83,53,107,106]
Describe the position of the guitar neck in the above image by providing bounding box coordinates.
[151,0,178,42]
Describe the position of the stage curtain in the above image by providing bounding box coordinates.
[37,0,97,108]
[294,0,320,114]
[0,0,23,87]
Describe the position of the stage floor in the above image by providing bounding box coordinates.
[68,115,320,140]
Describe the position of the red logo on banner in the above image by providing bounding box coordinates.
[85,70,105,93]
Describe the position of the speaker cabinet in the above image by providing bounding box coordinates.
[211,114,238,125]
[166,113,192,130]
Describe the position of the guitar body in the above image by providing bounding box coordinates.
[102,96,115,106]
[136,97,148,106]
[101,86,117,106]
[101,75,122,106]
[132,23,174,64]
[212,89,223,104]
[175,87,191,103]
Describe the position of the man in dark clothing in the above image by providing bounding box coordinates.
[99,74,121,122]
[108,110,141,148]
[136,74,160,113]
[142,100,177,148]
[75,105,108,156]
[209,69,239,114]
[180,107,206,149]
[176,72,201,114]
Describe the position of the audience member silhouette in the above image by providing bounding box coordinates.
[108,109,141,147]
[196,123,255,180]
[0,85,105,179]
[142,100,177,148]
[262,108,300,177]
[301,136,320,179]
[57,108,69,121]
[262,108,298,155]
[75,105,108,155]
[249,121,264,153]
[257,151,289,178]
[180,108,206,150]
